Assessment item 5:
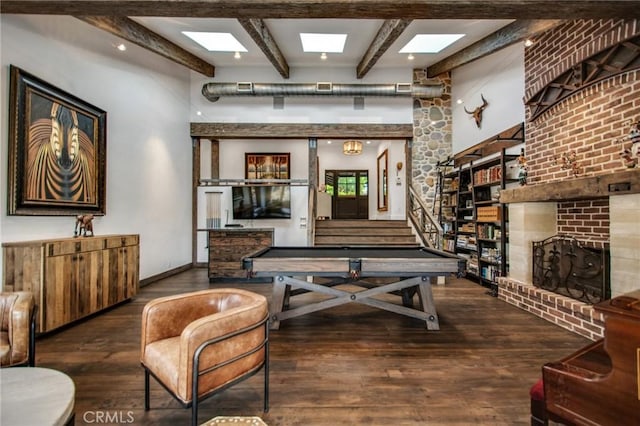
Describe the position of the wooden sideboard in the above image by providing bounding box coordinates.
[2,234,139,333]
[208,228,273,281]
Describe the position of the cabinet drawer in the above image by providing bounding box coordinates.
[104,235,139,249]
[45,238,104,256]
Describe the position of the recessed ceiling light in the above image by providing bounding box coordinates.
[234,51,242,59]
[116,43,126,51]
[407,53,415,60]
[182,31,247,52]
[327,140,332,144]
[320,52,327,60]
[300,33,347,53]
[399,34,465,54]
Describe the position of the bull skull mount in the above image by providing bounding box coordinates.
[464,94,489,128]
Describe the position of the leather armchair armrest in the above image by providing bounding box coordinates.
[176,301,268,400]
[3,292,34,364]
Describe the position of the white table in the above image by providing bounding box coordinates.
[0,367,75,426]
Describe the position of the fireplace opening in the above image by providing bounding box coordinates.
[532,235,611,304]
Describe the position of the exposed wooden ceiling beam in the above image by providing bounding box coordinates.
[357,19,412,79]
[4,1,639,19]
[76,16,215,77]
[427,20,563,77]
[238,18,289,79]
[190,122,413,139]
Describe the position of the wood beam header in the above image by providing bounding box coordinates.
[190,122,413,139]
[427,20,563,77]
[500,169,640,203]
[238,18,289,79]
[77,16,215,76]
[4,1,640,19]
[357,19,412,79]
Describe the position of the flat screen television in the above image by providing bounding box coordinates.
[232,185,291,219]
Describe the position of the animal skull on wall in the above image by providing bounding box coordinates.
[464,94,489,128]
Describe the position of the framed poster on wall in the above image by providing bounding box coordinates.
[7,65,107,215]
[245,153,290,180]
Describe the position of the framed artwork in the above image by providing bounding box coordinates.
[245,153,290,180]
[7,65,107,215]
[377,149,388,211]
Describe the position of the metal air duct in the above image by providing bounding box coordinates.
[202,82,443,102]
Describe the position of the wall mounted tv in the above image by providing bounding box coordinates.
[232,185,291,219]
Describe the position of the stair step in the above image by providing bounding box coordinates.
[314,219,419,247]
[315,228,413,236]
[314,235,418,245]
[316,220,409,229]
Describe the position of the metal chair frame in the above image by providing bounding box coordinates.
[143,312,269,426]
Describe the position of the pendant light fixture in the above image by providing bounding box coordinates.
[343,140,363,155]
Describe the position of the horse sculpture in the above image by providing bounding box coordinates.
[74,214,94,237]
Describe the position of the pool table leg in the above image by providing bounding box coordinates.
[270,276,288,330]
[417,278,440,330]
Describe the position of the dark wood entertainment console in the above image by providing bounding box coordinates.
[207,228,273,281]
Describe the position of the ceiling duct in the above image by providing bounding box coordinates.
[202,82,443,102]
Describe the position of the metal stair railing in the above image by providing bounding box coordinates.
[408,185,443,250]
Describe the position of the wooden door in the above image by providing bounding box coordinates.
[326,170,369,219]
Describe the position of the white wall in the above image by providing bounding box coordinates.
[451,43,525,153]
[317,140,406,221]
[1,15,193,280]
[196,139,309,262]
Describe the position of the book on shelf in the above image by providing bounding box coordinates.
[473,165,503,185]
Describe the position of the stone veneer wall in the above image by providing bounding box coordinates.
[411,70,452,210]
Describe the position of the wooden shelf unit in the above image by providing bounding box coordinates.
[2,234,139,333]
[439,130,523,295]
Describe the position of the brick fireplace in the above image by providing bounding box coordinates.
[496,19,640,341]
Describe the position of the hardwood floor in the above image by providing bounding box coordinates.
[34,268,589,425]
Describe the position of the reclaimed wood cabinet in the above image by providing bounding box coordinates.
[2,235,139,333]
[208,229,273,281]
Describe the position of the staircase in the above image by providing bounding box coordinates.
[314,220,419,246]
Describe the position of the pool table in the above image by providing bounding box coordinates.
[243,246,466,330]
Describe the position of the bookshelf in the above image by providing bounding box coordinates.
[438,123,524,295]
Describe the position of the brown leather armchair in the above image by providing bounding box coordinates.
[141,288,269,426]
[0,291,37,367]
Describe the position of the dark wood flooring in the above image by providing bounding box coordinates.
[35,268,589,425]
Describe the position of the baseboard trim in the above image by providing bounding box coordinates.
[140,263,193,287]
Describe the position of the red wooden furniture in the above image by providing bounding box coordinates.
[539,289,640,425]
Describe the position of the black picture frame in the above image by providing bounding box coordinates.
[7,65,107,215]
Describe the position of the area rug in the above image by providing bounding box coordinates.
[201,416,267,426]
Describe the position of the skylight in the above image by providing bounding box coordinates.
[300,33,347,53]
[182,31,247,52]
[399,34,465,53]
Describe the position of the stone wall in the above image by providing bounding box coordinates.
[411,70,452,210]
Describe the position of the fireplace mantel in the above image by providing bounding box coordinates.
[500,169,640,203]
